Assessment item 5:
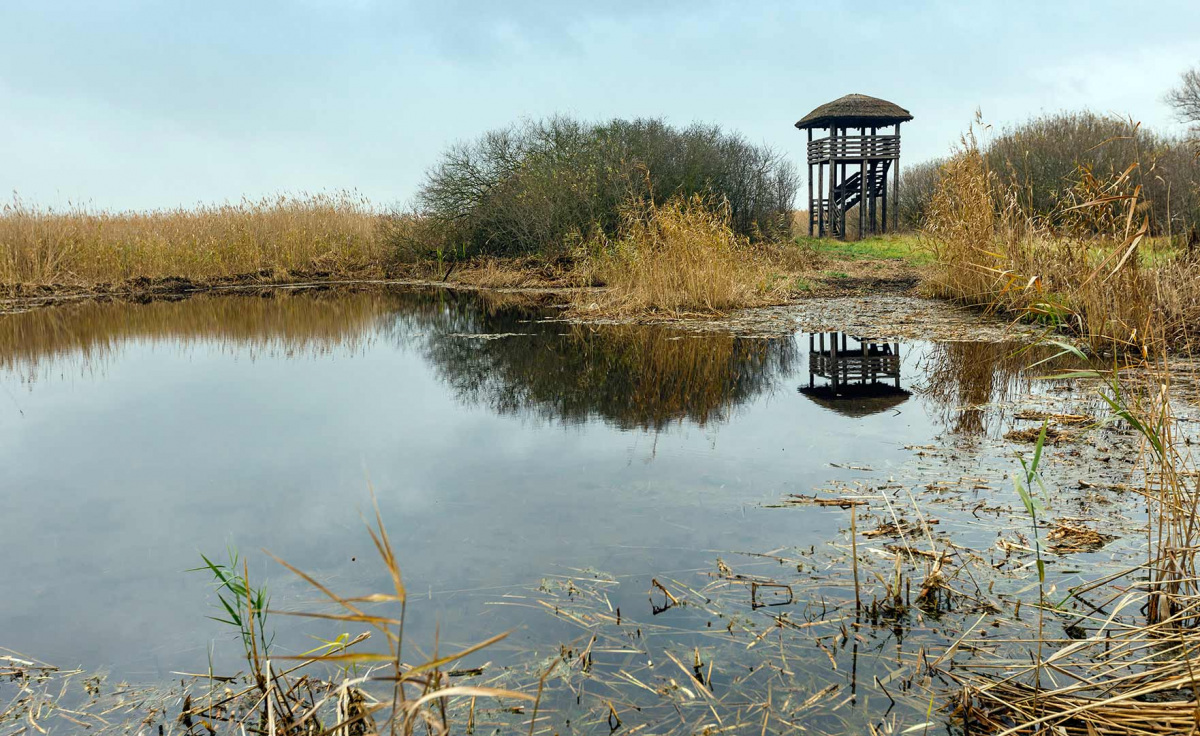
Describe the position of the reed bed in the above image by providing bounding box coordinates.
[917,120,1200,735]
[940,328,1200,734]
[921,130,1200,354]
[577,193,813,315]
[952,560,1200,735]
[0,192,387,289]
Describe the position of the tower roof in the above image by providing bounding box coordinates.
[795,94,913,130]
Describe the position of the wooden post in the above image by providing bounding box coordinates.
[839,129,848,240]
[809,333,815,388]
[830,127,840,237]
[817,160,825,237]
[830,126,838,239]
[830,333,839,391]
[807,128,814,237]
[892,123,901,233]
[880,160,889,234]
[869,128,878,237]
[858,127,867,241]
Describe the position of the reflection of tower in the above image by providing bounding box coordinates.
[800,333,910,417]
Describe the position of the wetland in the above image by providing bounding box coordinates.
[3,283,1186,734]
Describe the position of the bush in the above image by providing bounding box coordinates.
[906,113,1200,239]
[896,158,946,230]
[581,194,768,314]
[401,116,800,259]
[985,112,1198,237]
[922,128,1199,352]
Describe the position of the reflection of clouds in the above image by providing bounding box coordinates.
[0,284,959,679]
[2,287,797,432]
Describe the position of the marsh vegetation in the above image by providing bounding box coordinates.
[0,192,386,290]
[6,70,1200,736]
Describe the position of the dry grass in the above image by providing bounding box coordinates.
[948,345,1200,735]
[919,124,1200,734]
[577,194,812,315]
[0,192,387,289]
[921,129,1200,354]
[2,496,531,735]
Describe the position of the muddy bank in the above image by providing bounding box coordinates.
[576,294,1045,343]
[0,253,923,315]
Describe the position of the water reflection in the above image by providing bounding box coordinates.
[0,288,1076,438]
[799,332,910,418]
[1,287,796,431]
[0,287,397,381]
[0,285,1086,682]
[914,341,1082,437]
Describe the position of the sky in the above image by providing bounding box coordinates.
[1,0,1197,212]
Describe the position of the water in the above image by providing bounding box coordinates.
[0,286,1005,685]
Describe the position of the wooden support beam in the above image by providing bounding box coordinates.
[892,123,901,233]
[880,160,889,234]
[858,127,866,242]
[817,161,825,237]
[807,128,814,237]
[839,129,847,241]
[869,127,878,236]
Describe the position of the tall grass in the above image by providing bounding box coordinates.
[0,192,386,288]
[182,497,530,735]
[931,120,1200,734]
[902,112,1200,237]
[921,128,1199,353]
[578,193,807,315]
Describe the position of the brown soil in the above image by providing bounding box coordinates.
[0,254,925,315]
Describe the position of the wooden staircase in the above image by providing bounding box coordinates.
[811,165,889,237]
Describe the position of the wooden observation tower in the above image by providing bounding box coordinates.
[796,94,912,240]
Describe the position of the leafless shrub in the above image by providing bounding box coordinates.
[407,116,800,260]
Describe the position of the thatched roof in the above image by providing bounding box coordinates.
[795,94,913,130]
[798,383,911,418]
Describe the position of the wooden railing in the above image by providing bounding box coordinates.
[807,135,900,163]
[810,351,901,381]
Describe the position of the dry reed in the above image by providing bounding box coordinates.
[921,128,1200,354]
[0,192,387,288]
[578,193,807,315]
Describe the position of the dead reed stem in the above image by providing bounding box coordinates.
[576,193,810,316]
[921,127,1199,354]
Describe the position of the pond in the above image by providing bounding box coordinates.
[0,285,1097,732]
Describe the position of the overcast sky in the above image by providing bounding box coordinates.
[2,0,1197,211]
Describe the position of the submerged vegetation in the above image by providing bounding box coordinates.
[3,504,530,734]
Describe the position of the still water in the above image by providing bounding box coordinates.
[0,286,1001,681]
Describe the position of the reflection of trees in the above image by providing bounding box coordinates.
[0,288,398,381]
[914,341,1078,436]
[400,292,797,430]
[3,286,796,431]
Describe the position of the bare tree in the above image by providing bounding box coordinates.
[1166,66,1200,126]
